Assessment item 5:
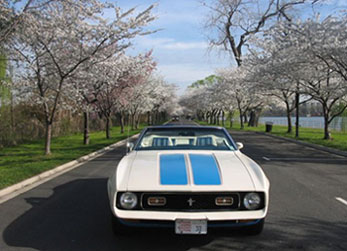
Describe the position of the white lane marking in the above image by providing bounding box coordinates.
[336,197,347,207]
[262,156,270,161]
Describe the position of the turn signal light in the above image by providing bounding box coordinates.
[215,197,233,206]
[148,197,166,206]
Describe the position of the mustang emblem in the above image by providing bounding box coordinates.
[187,198,196,207]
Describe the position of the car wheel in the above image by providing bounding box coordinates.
[111,214,131,235]
[244,219,264,235]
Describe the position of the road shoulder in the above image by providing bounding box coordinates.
[245,130,347,158]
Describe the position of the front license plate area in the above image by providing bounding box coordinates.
[175,219,207,234]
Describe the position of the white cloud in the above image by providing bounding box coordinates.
[161,41,207,50]
[135,36,208,51]
[135,37,175,48]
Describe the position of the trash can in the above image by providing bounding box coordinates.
[265,122,273,132]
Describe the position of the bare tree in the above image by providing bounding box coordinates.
[203,0,316,67]
[202,0,319,127]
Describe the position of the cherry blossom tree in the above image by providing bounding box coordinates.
[247,16,347,139]
[305,16,347,82]
[143,75,177,125]
[1,0,35,44]
[93,53,155,139]
[245,37,307,134]
[202,0,322,127]
[8,0,156,154]
[114,53,157,131]
[216,67,265,129]
[1,0,100,45]
[182,75,227,125]
[180,86,208,122]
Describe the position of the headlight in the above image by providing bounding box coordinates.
[243,193,261,210]
[120,192,138,209]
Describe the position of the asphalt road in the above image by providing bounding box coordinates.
[1,125,347,251]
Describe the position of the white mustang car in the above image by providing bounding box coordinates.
[107,125,270,235]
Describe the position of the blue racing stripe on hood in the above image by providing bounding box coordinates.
[189,154,221,185]
[160,154,188,185]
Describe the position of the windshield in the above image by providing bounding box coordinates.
[136,127,236,151]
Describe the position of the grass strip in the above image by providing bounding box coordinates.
[197,120,347,153]
[0,126,143,190]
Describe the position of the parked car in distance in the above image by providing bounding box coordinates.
[171,116,179,122]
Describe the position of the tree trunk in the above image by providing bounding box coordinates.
[295,92,300,138]
[45,122,52,155]
[243,114,248,124]
[154,111,158,125]
[83,111,89,145]
[248,109,261,127]
[239,110,244,129]
[221,110,225,127]
[323,118,330,140]
[197,111,203,121]
[151,112,154,125]
[254,108,261,127]
[147,111,151,125]
[119,113,124,134]
[248,110,255,127]
[323,106,331,140]
[136,114,140,129]
[131,113,135,130]
[285,101,292,133]
[229,110,233,129]
[213,110,218,125]
[10,91,15,137]
[105,115,111,139]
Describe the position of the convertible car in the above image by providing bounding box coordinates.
[107,125,270,235]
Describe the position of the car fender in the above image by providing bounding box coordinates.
[234,151,270,191]
[107,151,137,214]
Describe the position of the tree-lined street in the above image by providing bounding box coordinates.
[1,1,347,250]
[0,127,346,251]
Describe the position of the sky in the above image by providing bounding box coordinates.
[114,0,347,94]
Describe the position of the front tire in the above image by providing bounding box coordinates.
[111,213,131,235]
[244,219,264,235]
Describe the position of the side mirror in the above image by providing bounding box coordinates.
[126,142,134,153]
[236,142,244,150]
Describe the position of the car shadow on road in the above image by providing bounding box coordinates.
[3,178,347,251]
[2,178,213,251]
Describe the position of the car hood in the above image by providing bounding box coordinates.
[126,151,255,191]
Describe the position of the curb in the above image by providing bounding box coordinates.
[253,131,347,158]
[0,134,139,204]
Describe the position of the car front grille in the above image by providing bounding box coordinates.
[141,192,240,212]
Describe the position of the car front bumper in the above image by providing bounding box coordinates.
[113,207,267,221]
[117,218,262,228]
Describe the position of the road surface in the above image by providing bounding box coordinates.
[0,125,347,251]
